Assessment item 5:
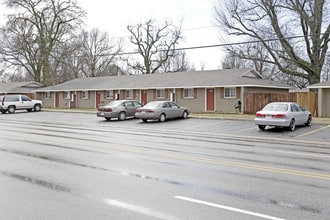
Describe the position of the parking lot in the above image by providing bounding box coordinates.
[2,110,330,145]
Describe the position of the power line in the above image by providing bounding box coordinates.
[115,34,318,56]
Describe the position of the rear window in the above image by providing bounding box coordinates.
[4,95,19,102]
[144,102,162,108]
[263,103,288,111]
[106,100,123,107]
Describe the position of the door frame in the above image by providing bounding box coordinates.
[206,88,215,112]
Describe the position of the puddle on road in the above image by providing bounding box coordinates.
[0,148,109,172]
[0,170,72,193]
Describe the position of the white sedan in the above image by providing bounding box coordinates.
[254,102,312,131]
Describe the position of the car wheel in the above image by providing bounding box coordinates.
[0,110,6,114]
[182,111,188,119]
[159,113,166,122]
[142,119,148,122]
[305,116,312,126]
[8,106,15,114]
[105,117,111,121]
[34,104,41,112]
[258,125,266,130]
[289,119,296,131]
[118,112,126,121]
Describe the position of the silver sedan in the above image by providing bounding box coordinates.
[135,101,189,122]
[254,102,312,131]
[97,100,142,121]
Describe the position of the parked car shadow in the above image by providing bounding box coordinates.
[259,125,307,132]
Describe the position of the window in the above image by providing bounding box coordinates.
[123,101,134,107]
[224,88,236,98]
[183,88,194,98]
[163,102,171,108]
[156,89,165,99]
[106,90,113,99]
[125,90,133,99]
[64,91,70,99]
[21,95,31,101]
[45,92,51,99]
[133,101,142,107]
[82,91,89,99]
[5,95,19,102]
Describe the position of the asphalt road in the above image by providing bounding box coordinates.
[0,111,330,220]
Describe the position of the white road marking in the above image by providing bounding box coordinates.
[104,199,177,220]
[296,125,330,138]
[175,196,286,220]
[279,150,330,159]
[238,127,257,132]
[187,121,228,129]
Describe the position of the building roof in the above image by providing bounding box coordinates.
[308,80,330,89]
[37,69,293,92]
[0,81,44,94]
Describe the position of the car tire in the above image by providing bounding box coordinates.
[118,112,126,121]
[182,111,188,119]
[258,125,266,130]
[305,116,312,126]
[159,113,166,122]
[105,117,111,121]
[289,119,296,131]
[142,119,148,123]
[34,104,41,112]
[8,106,15,114]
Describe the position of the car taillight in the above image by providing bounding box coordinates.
[136,109,142,112]
[272,114,286,119]
[98,107,112,112]
[146,109,154,113]
[256,113,265,117]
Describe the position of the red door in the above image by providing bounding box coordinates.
[207,89,215,111]
[141,90,147,105]
[55,92,60,108]
[96,92,101,108]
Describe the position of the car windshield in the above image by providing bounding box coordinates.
[144,102,162,108]
[263,103,288,111]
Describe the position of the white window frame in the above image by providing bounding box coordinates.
[125,90,133,99]
[45,92,51,99]
[224,87,236,98]
[156,89,165,99]
[82,91,89,99]
[64,91,71,99]
[106,90,113,99]
[183,88,194,99]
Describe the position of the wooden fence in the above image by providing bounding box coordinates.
[244,92,318,116]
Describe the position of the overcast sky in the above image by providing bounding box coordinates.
[0,0,225,70]
[76,0,224,70]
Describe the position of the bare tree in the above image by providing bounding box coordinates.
[127,19,183,74]
[160,51,194,73]
[79,28,122,77]
[0,0,85,85]
[215,0,330,85]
